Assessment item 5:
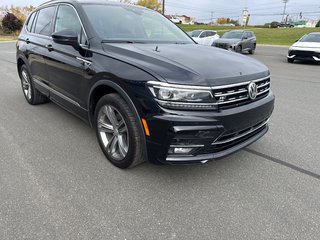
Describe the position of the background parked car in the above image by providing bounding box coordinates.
[287,32,320,63]
[187,30,219,46]
[212,30,256,54]
[169,17,182,24]
[277,23,294,28]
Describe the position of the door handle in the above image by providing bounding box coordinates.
[26,38,30,44]
[46,44,54,52]
[76,57,92,66]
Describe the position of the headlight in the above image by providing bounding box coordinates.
[147,81,217,110]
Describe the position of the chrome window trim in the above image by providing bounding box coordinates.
[55,3,89,47]
[24,3,89,48]
[24,4,58,36]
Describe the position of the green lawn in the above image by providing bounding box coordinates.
[179,25,320,46]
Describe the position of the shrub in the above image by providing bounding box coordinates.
[316,20,320,28]
[2,12,23,34]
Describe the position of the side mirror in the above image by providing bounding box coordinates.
[243,36,248,40]
[52,29,80,51]
[295,39,299,42]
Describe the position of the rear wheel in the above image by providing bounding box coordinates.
[94,93,145,169]
[287,58,294,63]
[19,65,48,105]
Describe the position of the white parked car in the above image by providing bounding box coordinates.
[287,32,320,63]
[169,17,182,24]
[187,30,220,46]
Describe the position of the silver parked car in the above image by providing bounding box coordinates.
[187,30,220,46]
[212,30,256,54]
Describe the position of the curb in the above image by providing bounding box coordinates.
[258,44,290,48]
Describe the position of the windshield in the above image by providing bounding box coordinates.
[83,4,194,44]
[188,30,202,38]
[222,31,243,39]
[299,34,320,43]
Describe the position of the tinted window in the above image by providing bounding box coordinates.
[199,32,207,38]
[222,31,243,39]
[26,12,36,32]
[188,30,202,38]
[55,5,87,45]
[247,32,253,38]
[206,31,216,37]
[300,34,320,43]
[34,6,56,36]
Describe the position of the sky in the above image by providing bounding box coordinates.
[0,0,320,24]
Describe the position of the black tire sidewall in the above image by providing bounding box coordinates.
[94,94,141,169]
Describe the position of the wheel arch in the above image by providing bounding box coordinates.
[88,80,148,162]
[17,57,26,75]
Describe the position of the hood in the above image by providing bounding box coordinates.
[102,43,269,86]
[213,38,241,45]
[291,41,320,51]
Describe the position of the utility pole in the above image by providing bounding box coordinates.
[162,0,165,15]
[282,0,289,23]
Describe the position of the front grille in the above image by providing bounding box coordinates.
[289,50,320,59]
[196,119,268,155]
[212,76,270,109]
[214,43,230,49]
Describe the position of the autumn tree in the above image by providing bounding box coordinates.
[136,0,162,12]
[217,17,239,25]
[2,12,22,33]
[9,5,35,23]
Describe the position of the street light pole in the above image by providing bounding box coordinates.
[282,0,289,23]
[162,0,165,15]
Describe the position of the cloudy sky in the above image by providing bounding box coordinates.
[1,0,319,24]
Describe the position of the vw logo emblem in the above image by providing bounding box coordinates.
[248,82,258,100]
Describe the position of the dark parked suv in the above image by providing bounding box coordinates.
[16,0,274,168]
[213,30,257,54]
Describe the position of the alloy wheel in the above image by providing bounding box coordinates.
[21,69,32,100]
[97,105,129,161]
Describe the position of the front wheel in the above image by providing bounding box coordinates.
[236,45,242,53]
[249,44,256,54]
[94,93,145,169]
[287,58,294,63]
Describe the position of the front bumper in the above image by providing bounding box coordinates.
[145,91,275,165]
[288,50,320,62]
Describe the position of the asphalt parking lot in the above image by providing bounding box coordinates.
[0,42,320,240]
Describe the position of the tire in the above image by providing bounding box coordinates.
[236,45,242,53]
[19,65,48,105]
[249,44,256,54]
[287,58,294,63]
[94,93,145,169]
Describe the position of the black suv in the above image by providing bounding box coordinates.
[16,0,274,168]
[213,30,257,54]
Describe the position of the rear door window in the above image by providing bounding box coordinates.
[34,6,56,36]
[26,12,36,32]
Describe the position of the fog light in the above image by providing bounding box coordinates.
[168,147,194,155]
